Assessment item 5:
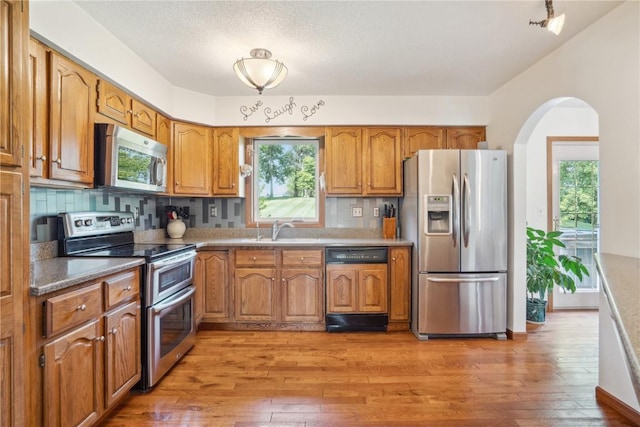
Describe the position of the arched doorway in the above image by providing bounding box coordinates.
[511,97,599,331]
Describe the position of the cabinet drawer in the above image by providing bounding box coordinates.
[45,283,102,337]
[104,269,140,309]
[235,249,277,266]
[282,249,323,266]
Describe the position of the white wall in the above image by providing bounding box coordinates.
[525,106,599,231]
[29,1,489,127]
[487,1,639,334]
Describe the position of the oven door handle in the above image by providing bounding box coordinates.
[150,251,196,269]
[152,285,195,314]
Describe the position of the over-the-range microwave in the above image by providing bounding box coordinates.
[95,123,168,193]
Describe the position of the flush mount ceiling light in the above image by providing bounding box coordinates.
[233,48,288,95]
[529,0,566,35]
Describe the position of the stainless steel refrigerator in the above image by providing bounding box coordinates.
[400,149,507,340]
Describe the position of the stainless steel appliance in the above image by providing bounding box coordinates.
[95,124,168,193]
[400,150,507,340]
[325,247,388,332]
[58,211,197,390]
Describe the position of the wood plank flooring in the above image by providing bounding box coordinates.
[100,311,636,426]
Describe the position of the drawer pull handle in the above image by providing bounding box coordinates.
[300,257,304,261]
[124,285,132,291]
[36,155,47,161]
[253,256,257,261]
[110,328,118,335]
[53,158,62,165]
[95,336,104,342]
[77,304,87,311]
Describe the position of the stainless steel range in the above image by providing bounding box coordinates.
[58,211,197,391]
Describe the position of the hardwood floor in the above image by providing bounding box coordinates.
[101,311,635,426]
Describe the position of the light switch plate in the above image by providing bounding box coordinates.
[373,207,380,217]
[209,206,217,217]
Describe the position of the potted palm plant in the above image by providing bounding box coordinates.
[526,226,590,323]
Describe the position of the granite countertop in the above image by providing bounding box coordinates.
[156,236,412,248]
[595,253,640,395]
[31,257,145,297]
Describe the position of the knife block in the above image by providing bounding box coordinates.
[382,217,397,239]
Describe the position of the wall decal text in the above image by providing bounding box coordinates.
[239,96,326,123]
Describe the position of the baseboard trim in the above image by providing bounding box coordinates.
[506,328,527,341]
[596,386,640,425]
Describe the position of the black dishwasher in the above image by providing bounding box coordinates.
[325,247,388,332]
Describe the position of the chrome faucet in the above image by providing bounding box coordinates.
[271,220,294,240]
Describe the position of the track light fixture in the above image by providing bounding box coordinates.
[529,0,566,35]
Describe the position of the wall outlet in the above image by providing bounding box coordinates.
[352,207,363,217]
[134,207,139,220]
[373,207,380,217]
[209,206,217,217]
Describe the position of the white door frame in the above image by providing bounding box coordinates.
[546,136,600,310]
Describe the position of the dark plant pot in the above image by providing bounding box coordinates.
[526,298,547,324]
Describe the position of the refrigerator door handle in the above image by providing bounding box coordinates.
[452,174,459,248]
[462,173,471,248]
[429,276,500,283]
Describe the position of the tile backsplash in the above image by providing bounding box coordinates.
[30,187,397,243]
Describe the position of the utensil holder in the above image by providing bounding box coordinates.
[383,217,397,239]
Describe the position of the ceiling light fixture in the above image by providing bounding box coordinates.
[529,0,566,35]
[233,48,288,95]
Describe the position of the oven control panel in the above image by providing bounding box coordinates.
[60,211,136,238]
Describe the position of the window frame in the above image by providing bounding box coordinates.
[243,127,325,228]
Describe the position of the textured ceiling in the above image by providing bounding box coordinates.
[73,0,622,97]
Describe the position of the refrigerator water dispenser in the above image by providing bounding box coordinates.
[425,195,452,235]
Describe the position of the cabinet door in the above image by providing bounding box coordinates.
[325,127,362,195]
[173,122,211,195]
[49,53,96,184]
[131,99,156,137]
[234,268,277,321]
[281,268,323,323]
[0,171,26,427]
[445,126,486,149]
[403,127,445,158]
[28,39,48,178]
[326,265,358,313]
[389,247,410,324]
[358,264,388,313]
[0,0,28,167]
[363,128,402,196]
[156,115,172,194]
[104,302,141,408]
[197,251,230,323]
[43,320,102,427]
[212,128,239,196]
[96,80,130,125]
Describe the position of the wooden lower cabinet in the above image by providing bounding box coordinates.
[36,268,141,427]
[43,320,102,427]
[326,264,388,313]
[388,247,411,330]
[281,268,323,323]
[234,267,278,321]
[196,251,230,323]
[104,302,141,408]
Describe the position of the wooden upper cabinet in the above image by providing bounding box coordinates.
[173,122,211,195]
[49,52,96,185]
[1,0,29,167]
[325,127,363,195]
[28,39,48,178]
[363,128,402,196]
[212,128,241,196]
[403,127,445,158]
[156,115,172,194]
[96,80,157,137]
[446,126,486,149]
